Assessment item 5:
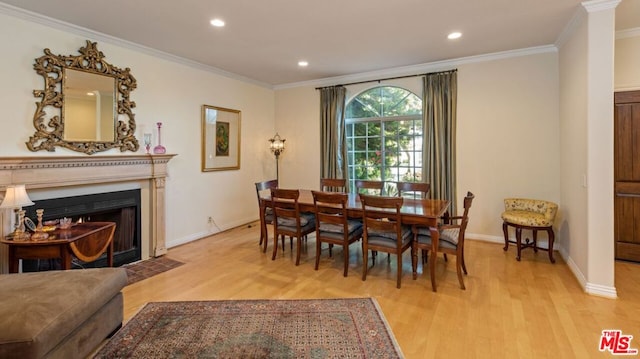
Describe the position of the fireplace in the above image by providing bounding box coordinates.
[23,189,141,271]
[0,154,175,274]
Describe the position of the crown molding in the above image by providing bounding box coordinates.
[581,0,621,12]
[616,27,640,39]
[274,45,557,90]
[0,2,273,89]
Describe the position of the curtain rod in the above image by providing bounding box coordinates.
[315,69,457,90]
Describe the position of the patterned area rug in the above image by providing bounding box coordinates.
[94,298,403,358]
[123,257,184,285]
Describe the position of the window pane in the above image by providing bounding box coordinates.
[354,137,367,151]
[367,122,381,136]
[367,138,381,152]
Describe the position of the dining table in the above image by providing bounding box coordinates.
[259,189,450,290]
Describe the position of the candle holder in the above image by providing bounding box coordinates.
[31,208,49,241]
[153,122,166,154]
[143,133,152,154]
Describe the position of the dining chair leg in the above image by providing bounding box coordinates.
[343,244,349,277]
[411,245,418,280]
[430,232,439,292]
[295,237,302,266]
[271,235,279,260]
[314,239,321,270]
[456,257,466,290]
[396,253,402,289]
[262,224,269,253]
[362,244,368,281]
[461,247,468,275]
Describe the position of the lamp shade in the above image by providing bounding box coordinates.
[0,185,35,209]
[269,133,285,156]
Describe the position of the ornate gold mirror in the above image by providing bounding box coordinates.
[28,40,139,154]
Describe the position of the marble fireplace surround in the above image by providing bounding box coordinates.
[0,154,175,274]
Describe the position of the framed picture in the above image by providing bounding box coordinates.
[201,105,241,171]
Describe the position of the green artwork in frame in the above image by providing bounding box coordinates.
[201,105,241,171]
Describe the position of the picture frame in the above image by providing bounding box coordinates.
[201,105,241,171]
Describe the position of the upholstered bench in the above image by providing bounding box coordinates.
[0,267,128,359]
[501,198,558,263]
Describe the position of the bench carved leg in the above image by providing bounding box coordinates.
[515,227,523,261]
[502,222,509,251]
[547,227,556,263]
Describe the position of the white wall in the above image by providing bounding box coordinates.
[275,51,561,242]
[558,2,618,298]
[0,12,277,249]
[615,34,640,90]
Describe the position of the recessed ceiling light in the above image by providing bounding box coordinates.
[210,19,225,27]
[298,61,309,67]
[447,32,462,40]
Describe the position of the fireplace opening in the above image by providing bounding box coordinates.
[23,189,141,271]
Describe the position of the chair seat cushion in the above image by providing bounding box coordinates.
[277,212,314,227]
[367,227,412,248]
[277,220,316,234]
[319,220,362,234]
[502,210,552,227]
[415,227,460,246]
[415,233,457,250]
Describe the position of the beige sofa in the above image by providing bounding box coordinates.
[0,268,128,359]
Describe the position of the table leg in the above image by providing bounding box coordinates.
[61,247,72,270]
[107,240,114,267]
[8,247,18,273]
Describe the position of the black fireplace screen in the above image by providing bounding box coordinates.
[24,189,141,271]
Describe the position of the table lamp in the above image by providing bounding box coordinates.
[0,185,35,239]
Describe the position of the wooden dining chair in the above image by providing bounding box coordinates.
[271,188,316,265]
[359,193,412,288]
[255,179,278,253]
[320,178,346,192]
[396,181,430,199]
[411,191,475,291]
[354,180,384,195]
[312,190,363,276]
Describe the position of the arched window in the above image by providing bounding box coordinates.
[345,86,423,193]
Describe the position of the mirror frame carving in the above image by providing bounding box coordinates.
[28,40,139,154]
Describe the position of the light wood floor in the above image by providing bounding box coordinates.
[122,222,640,358]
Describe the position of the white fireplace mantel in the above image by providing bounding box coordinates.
[0,154,176,273]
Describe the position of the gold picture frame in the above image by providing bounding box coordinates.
[201,105,241,171]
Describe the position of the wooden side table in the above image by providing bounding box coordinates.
[0,222,116,273]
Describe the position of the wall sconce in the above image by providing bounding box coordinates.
[0,185,35,240]
[269,133,286,182]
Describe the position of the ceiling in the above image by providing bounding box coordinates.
[1,0,638,87]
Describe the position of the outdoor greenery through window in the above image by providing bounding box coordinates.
[345,86,423,195]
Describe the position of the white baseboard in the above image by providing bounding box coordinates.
[559,246,617,299]
[166,216,258,249]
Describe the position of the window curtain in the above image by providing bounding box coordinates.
[423,70,457,214]
[320,86,347,186]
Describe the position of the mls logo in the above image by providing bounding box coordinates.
[599,330,639,355]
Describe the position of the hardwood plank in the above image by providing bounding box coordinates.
[121,222,640,358]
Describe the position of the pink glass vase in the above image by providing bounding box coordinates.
[153,122,166,154]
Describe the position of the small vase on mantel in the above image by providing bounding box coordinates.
[153,122,166,154]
